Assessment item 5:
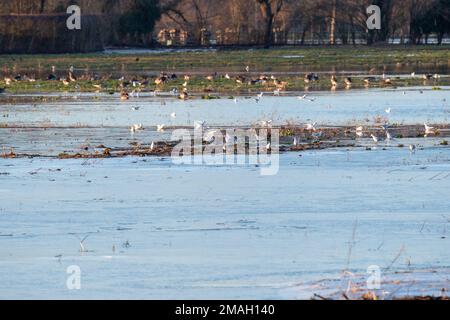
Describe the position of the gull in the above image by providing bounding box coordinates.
[385,107,391,114]
[424,123,435,136]
[182,81,188,87]
[298,94,315,102]
[371,134,379,144]
[385,130,393,141]
[234,98,238,104]
[245,66,250,72]
[306,122,317,131]
[157,124,165,132]
[131,106,140,111]
[409,144,416,154]
[273,89,280,96]
[170,112,177,118]
[203,130,217,143]
[130,124,144,132]
[255,92,264,103]
[258,120,272,128]
[381,123,390,132]
[356,126,364,137]
[150,142,155,151]
[74,235,89,253]
[293,136,299,146]
[266,142,271,151]
[411,72,416,78]
[225,74,231,80]
[194,120,206,130]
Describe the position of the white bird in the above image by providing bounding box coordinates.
[130,124,144,132]
[293,136,299,146]
[157,124,165,132]
[182,81,188,87]
[409,144,416,154]
[411,72,416,78]
[298,94,315,102]
[131,106,140,111]
[356,126,364,137]
[424,123,435,136]
[371,134,379,143]
[385,107,391,114]
[385,130,393,141]
[306,122,317,131]
[150,142,155,151]
[273,89,280,96]
[203,130,217,143]
[170,112,177,118]
[266,142,271,151]
[258,120,272,128]
[194,120,206,130]
[225,74,231,79]
[245,66,250,72]
[75,235,89,253]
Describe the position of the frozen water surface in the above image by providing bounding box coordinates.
[0,147,449,299]
[1,87,449,128]
[0,87,449,299]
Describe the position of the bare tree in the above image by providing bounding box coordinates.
[255,0,284,47]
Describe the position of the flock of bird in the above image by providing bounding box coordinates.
[1,66,442,154]
[1,63,443,100]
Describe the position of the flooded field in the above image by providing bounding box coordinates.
[0,83,449,299]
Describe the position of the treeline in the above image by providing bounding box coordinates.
[0,0,449,53]
[158,0,450,46]
[0,0,160,53]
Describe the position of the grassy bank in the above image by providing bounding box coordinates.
[0,46,449,94]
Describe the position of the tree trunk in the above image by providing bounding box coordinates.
[330,0,336,45]
[258,0,274,48]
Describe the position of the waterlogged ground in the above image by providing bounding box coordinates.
[0,86,449,299]
[0,148,449,299]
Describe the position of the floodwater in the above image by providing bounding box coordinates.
[0,87,449,299]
